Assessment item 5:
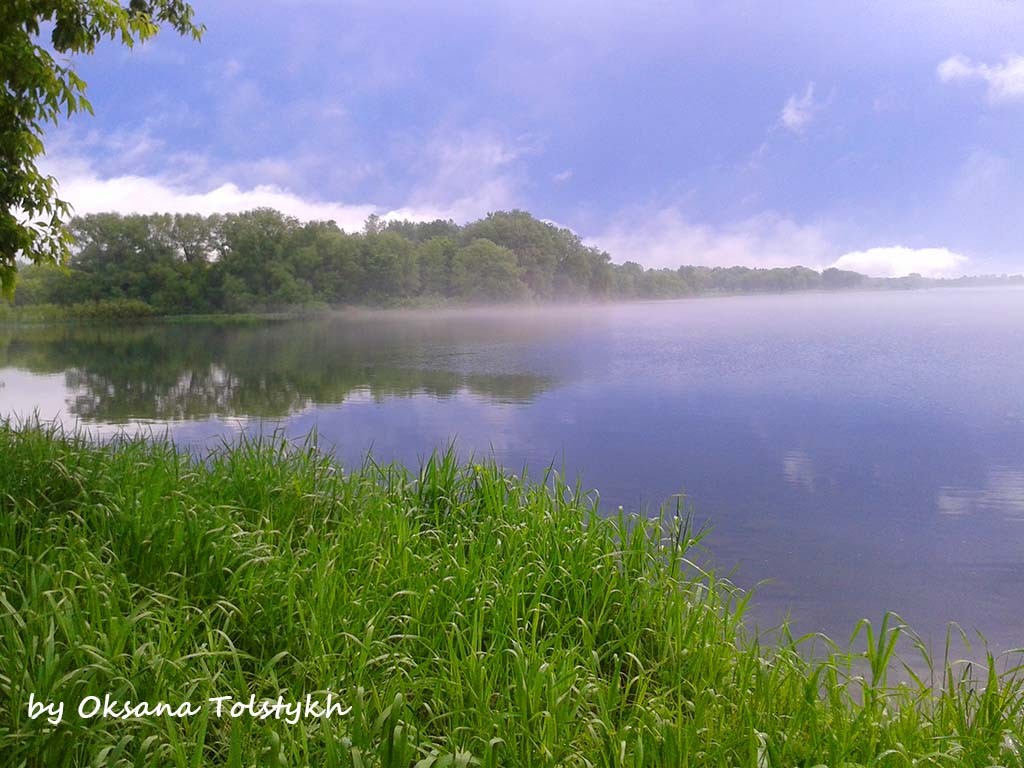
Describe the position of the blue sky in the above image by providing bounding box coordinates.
[41,0,1024,276]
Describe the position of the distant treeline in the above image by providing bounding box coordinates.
[6,209,1022,316]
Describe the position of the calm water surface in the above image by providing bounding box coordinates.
[3,288,1023,651]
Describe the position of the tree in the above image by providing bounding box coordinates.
[417,236,456,296]
[822,267,866,290]
[1,1,203,295]
[462,211,560,298]
[217,209,300,303]
[362,231,419,298]
[451,239,528,301]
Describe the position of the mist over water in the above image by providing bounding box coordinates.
[3,287,1023,650]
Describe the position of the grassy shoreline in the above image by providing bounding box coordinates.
[4,282,1024,327]
[1,421,1022,766]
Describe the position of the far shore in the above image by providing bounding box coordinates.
[4,278,1023,326]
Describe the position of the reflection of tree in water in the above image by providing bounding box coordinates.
[0,317,558,422]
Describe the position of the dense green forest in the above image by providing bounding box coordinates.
[5,208,1022,317]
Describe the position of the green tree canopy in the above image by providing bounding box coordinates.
[452,238,528,301]
[0,0,202,295]
[7,208,945,317]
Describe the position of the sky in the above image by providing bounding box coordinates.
[39,0,1024,276]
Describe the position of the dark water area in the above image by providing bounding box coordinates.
[3,288,1023,653]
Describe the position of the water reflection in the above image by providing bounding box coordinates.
[937,468,1024,521]
[0,318,558,422]
[3,291,1024,652]
[781,449,816,491]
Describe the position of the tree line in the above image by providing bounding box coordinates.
[6,208,1020,316]
[0,322,553,421]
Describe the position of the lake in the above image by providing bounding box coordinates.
[3,288,1023,652]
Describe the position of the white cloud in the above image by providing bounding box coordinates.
[831,246,969,278]
[552,169,574,183]
[952,148,1008,200]
[587,208,834,269]
[220,58,245,80]
[590,209,975,277]
[384,175,517,223]
[40,154,379,231]
[38,130,531,231]
[388,130,530,222]
[937,54,1024,102]
[779,82,821,134]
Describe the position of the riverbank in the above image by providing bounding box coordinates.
[0,300,324,325]
[1,420,1022,766]
[4,279,1023,326]
[0,296,483,325]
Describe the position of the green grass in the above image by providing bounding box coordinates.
[0,420,1022,766]
[0,302,321,326]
